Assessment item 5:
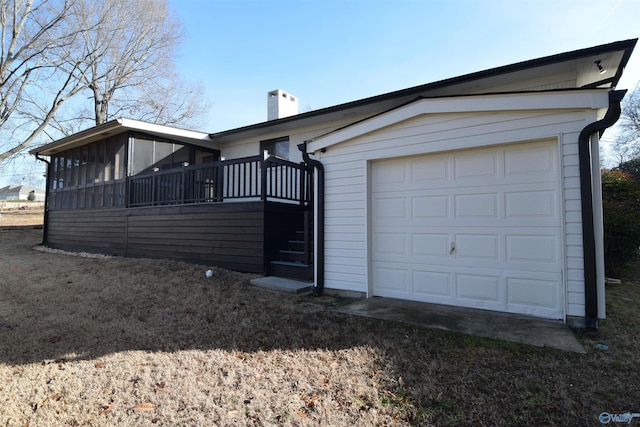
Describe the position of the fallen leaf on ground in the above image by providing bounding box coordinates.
[297,412,308,418]
[131,403,156,412]
[95,362,106,368]
[34,393,62,410]
[98,402,114,415]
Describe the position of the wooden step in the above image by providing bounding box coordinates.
[269,261,313,282]
[295,230,313,240]
[278,249,312,263]
[287,240,305,252]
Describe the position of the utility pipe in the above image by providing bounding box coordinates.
[298,142,324,295]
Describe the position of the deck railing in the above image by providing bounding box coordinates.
[127,155,312,208]
[48,155,312,210]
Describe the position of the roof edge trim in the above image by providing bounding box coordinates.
[307,89,611,152]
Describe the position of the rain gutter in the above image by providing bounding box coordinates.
[579,90,626,330]
[298,142,324,295]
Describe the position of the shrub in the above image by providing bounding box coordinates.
[601,169,640,276]
[27,191,36,202]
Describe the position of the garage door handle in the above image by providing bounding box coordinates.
[450,242,455,255]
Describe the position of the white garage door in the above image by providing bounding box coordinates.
[371,140,563,319]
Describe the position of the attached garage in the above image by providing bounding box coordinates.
[370,140,563,319]
[307,89,620,327]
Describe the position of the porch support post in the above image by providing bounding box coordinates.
[260,153,268,201]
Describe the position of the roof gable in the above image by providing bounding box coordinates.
[0,185,44,195]
[307,90,612,152]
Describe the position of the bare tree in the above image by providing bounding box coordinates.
[0,0,90,163]
[72,0,207,127]
[611,88,640,166]
[620,88,640,144]
[0,0,208,167]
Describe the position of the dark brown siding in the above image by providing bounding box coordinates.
[47,209,127,255]
[126,202,264,272]
[45,202,266,273]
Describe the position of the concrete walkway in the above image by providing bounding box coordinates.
[251,276,585,353]
[335,297,585,353]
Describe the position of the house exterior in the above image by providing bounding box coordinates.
[31,39,637,329]
[0,185,45,201]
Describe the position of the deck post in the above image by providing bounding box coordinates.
[260,154,268,201]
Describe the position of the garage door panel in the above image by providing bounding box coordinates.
[411,156,450,182]
[506,234,558,263]
[412,233,450,257]
[373,266,410,293]
[413,195,450,219]
[507,276,558,308]
[455,234,500,260]
[372,232,408,255]
[456,273,501,302]
[506,273,563,318]
[413,270,452,297]
[454,151,498,180]
[504,144,556,177]
[371,140,563,319]
[455,193,499,218]
[505,190,557,218]
[372,159,408,185]
[373,196,408,219]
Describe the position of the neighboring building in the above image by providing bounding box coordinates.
[30,39,638,329]
[0,185,45,201]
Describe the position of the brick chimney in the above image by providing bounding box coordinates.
[267,89,298,121]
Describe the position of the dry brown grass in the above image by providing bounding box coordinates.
[0,209,44,227]
[1,222,639,426]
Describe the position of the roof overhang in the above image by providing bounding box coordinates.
[30,118,214,156]
[307,89,612,153]
[210,39,636,145]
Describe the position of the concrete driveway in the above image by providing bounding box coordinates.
[335,297,585,353]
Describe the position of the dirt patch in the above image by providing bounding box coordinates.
[1,228,639,425]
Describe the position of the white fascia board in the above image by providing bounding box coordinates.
[117,118,211,143]
[307,90,610,153]
[31,118,213,155]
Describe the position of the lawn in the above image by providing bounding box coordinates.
[0,225,638,426]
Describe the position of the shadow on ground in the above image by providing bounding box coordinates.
[0,227,586,366]
[0,228,425,365]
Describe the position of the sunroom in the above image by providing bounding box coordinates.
[33,119,314,277]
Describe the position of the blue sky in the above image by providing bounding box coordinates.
[1,0,639,187]
[169,0,640,132]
